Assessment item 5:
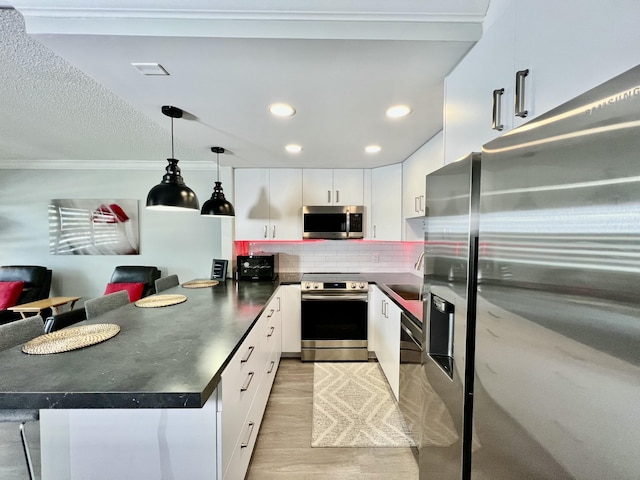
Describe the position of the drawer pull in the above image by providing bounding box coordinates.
[241,345,255,363]
[515,69,529,118]
[240,371,255,392]
[267,326,275,337]
[491,88,504,131]
[240,421,255,448]
[267,360,275,374]
[267,309,274,318]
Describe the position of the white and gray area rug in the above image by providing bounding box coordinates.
[312,362,415,447]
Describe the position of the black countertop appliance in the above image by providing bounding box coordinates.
[236,254,278,281]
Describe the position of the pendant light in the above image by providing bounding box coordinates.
[201,147,235,217]
[146,105,200,211]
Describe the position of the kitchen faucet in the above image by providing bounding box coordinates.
[413,251,425,271]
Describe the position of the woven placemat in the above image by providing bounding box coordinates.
[182,279,220,289]
[134,294,187,308]
[22,324,120,355]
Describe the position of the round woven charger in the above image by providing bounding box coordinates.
[22,324,120,355]
[134,294,187,308]
[182,279,220,289]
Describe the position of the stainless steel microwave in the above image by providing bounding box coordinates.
[302,205,364,239]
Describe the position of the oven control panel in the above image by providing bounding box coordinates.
[301,281,368,292]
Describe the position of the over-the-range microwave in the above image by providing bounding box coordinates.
[302,205,364,239]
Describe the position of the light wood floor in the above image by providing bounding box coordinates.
[246,358,419,480]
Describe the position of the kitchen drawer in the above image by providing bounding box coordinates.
[261,306,280,355]
[220,325,264,469]
[223,372,272,480]
[260,346,281,407]
[222,341,281,480]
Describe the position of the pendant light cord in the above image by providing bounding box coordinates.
[170,116,175,158]
[216,150,220,182]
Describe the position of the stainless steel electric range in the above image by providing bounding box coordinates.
[300,273,369,361]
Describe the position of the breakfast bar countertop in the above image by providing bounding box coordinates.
[0,279,279,410]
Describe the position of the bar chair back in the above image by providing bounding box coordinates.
[85,290,129,319]
[155,274,180,293]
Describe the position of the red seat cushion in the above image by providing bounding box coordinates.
[104,282,145,302]
[0,281,25,310]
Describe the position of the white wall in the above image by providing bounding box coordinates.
[0,168,227,302]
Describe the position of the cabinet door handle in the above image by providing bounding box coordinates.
[492,88,505,131]
[240,371,255,392]
[277,296,281,312]
[415,196,420,213]
[272,225,276,239]
[241,345,255,363]
[336,190,340,203]
[263,225,268,239]
[373,225,377,238]
[381,299,386,317]
[327,190,331,203]
[267,360,275,374]
[267,325,275,337]
[515,69,529,118]
[240,421,255,448]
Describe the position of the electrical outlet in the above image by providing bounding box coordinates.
[372,253,380,263]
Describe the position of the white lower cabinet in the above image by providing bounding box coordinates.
[279,284,301,353]
[220,289,282,480]
[369,286,400,400]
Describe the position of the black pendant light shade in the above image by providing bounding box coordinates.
[146,106,200,211]
[201,147,235,217]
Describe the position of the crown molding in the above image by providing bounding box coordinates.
[0,159,218,170]
[12,1,486,41]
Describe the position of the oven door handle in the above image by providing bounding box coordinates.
[302,294,368,301]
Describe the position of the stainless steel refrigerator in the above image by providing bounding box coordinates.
[421,64,640,479]
[420,152,481,479]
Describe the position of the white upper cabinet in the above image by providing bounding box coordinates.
[234,168,302,240]
[444,2,516,164]
[402,132,444,241]
[302,169,364,206]
[513,0,640,119]
[444,0,640,164]
[370,164,402,241]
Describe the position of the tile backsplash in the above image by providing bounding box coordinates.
[236,240,424,273]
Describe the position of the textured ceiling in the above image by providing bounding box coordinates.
[1,2,488,170]
[0,8,201,167]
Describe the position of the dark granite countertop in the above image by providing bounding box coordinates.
[0,272,424,411]
[0,279,279,410]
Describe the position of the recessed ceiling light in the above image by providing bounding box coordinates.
[365,145,381,153]
[269,103,296,117]
[285,144,303,153]
[386,105,412,118]
[131,63,170,76]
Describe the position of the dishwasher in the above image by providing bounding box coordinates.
[399,311,424,449]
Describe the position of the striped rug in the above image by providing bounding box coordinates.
[311,362,415,447]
